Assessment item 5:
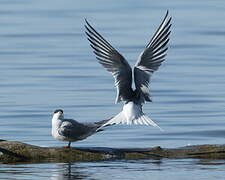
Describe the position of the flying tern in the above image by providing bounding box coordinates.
[85,11,171,130]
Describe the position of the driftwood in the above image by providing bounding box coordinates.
[0,139,225,163]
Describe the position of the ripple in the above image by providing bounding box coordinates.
[195,30,225,36]
[0,32,81,39]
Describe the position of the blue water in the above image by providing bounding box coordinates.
[1,0,225,179]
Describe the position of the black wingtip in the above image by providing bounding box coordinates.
[84,18,88,23]
[166,10,172,21]
[85,18,92,28]
[84,19,92,31]
[84,19,89,28]
[166,10,169,15]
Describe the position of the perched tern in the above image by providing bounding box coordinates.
[85,11,171,130]
[51,109,110,148]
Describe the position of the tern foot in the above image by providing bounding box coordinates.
[63,142,71,148]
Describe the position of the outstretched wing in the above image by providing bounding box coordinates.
[85,20,134,103]
[134,11,172,103]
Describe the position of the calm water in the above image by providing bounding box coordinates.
[0,0,225,179]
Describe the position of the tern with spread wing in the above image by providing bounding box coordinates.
[85,11,171,130]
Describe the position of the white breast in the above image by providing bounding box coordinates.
[122,101,141,122]
[51,118,66,141]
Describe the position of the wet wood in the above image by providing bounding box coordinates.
[0,139,225,163]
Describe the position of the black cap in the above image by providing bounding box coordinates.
[54,109,64,114]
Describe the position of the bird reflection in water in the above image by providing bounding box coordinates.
[51,163,92,180]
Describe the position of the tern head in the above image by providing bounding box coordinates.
[53,109,64,119]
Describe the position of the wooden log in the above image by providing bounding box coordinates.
[0,139,225,163]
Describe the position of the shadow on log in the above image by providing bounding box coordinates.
[1,139,225,163]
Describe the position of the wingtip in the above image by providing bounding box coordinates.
[166,10,169,16]
[166,10,172,20]
[84,19,89,31]
[163,10,172,23]
[84,18,92,28]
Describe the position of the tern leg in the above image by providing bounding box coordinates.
[64,142,71,148]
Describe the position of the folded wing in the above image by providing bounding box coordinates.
[58,121,89,139]
[134,11,172,103]
[85,20,134,103]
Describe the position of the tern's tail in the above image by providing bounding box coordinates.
[94,118,114,132]
[98,111,163,131]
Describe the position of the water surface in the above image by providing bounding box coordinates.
[0,0,225,179]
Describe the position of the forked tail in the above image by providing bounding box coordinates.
[98,111,163,131]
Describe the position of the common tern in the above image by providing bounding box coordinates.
[85,11,171,130]
[51,109,110,148]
